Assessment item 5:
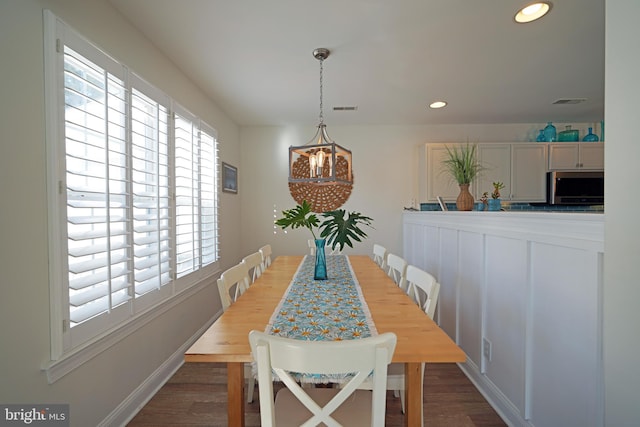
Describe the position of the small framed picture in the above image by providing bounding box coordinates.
[222,162,238,194]
[437,196,448,211]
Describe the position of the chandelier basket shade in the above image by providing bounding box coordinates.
[287,48,354,212]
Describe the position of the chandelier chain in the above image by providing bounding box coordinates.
[319,57,324,125]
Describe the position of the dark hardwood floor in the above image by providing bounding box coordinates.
[127,362,506,426]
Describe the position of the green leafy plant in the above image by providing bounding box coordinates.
[275,200,374,251]
[441,144,484,185]
[491,181,505,199]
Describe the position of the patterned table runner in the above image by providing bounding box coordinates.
[265,255,377,341]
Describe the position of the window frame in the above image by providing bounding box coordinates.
[43,11,220,381]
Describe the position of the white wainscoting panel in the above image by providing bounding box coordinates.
[402,211,604,427]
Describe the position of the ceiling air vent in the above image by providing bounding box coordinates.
[552,98,587,105]
[333,106,358,111]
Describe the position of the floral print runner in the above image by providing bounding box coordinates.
[259,255,377,383]
[265,255,377,341]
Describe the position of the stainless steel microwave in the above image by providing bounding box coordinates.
[547,171,604,205]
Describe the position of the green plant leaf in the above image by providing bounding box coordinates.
[274,200,319,239]
[319,210,374,251]
[441,143,484,185]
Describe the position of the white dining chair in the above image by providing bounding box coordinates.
[372,244,387,269]
[386,253,408,293]
[390,265,441,418]
[249,330,397,427]
[216,262,256,402]
[217,262,250,310]
[357,265,441,424]
[405,265,441,320]
[259,244,272,269]
[242,251,264,284]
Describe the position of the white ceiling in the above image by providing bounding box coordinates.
[108,0,605,127]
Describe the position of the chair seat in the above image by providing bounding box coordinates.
[275,388,373,427]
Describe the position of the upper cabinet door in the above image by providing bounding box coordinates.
[477,144,511,200]
[511,144,547,201]
[548,144,580,169]
[579,144,605,170]
[424,144,465,202]
[548,143,604,170]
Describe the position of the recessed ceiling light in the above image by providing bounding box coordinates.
[429,101,447,109]
[515,2,552,23]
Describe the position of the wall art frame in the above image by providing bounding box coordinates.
[222,162,238,194]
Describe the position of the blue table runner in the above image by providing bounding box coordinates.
[265,255,377,341]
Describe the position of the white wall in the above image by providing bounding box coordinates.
[603,1,640,426]
[0,1,242,425]
[239,122,592,258]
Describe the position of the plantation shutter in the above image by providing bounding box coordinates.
[47,12,221,356]
[199,124,219,266]
[63,45,131,326]
[174,111,218,277]
[130,79,171,297]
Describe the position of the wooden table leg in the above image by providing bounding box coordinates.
[404,362,423,427]
[227,362,245,427]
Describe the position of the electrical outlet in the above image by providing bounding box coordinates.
[483,338,492,362]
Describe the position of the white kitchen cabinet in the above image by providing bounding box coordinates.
[476,144,511,200]
[422,143,464,202]
[548,143,604,170]
[421,142,547,203]
[511,144,547,201]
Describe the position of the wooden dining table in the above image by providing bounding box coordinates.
[185,255,466,426]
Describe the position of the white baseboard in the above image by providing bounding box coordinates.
[99,312,220,427]
[457,359,532,427]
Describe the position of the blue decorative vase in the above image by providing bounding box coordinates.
[536,129,545,142]
[487,199,501,211]
[543,122,557,142]
[582,127,599,142]
[314,238,327,280]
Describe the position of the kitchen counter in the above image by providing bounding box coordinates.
[419,201,604,214]
[404,210,603,252]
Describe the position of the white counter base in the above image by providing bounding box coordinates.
[403,211,603,427]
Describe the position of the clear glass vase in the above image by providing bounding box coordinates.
[314,238,328,280]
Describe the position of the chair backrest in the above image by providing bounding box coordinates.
[405,265,441,319]
[217,262,250,311]
[242,251,264,283]
[249,330,397,427]
[307,238,316,255]
[386,253,408,292]
[259,244,272,269]
[372,244,387,269]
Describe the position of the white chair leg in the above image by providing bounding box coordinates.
[400,389,406,414]
[247,376,255,403]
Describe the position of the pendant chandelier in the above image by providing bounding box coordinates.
[287,48,354,213]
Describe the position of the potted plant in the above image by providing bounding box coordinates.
[275,200,374,279]
[441,144,484,211]
[478,191,489,211]
[488,181,505,211]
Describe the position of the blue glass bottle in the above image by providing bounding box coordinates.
[582,127,599,142]
[543,122,556,142]
[536,129,545,142]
